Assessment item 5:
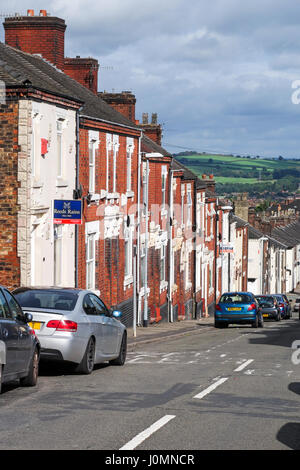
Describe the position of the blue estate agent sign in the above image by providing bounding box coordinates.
[53,200,82,225]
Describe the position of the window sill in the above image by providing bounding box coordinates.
[56,178,69,188]
[160,280,168,293]
[124,275,133,288]
[126,190,134,198]
[107,192,120,200]
[32,179,43,189]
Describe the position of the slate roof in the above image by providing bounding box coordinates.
[142,134,171,157]
[248,225,265,239]
[230,214,248,228]
[271,221,300,248]
[0,42,140,130]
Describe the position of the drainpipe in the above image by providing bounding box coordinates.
[214,198,219,308]
[136,132,143,326]
[75,106,83,288]
[143,158,149,327]
[193,182,197,319]
[168,169,174,322]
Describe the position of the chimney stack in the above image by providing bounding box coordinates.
[99,91,137,122]
[64,57,99,94]
[4,10,66,70]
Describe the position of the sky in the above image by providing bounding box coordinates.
[1,0,300,158]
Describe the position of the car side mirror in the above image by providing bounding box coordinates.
[112,310,122,319]
[24,312,33,323]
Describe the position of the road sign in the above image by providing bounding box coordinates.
[220,244,234,253]
[53,199,82,225]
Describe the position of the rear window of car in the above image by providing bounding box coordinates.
[296,299,300,303]
[14,290,78,312]
[220,294,253,304]
[257,296,274,306]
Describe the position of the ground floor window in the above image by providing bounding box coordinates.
[54,225,63,286]
[86,233,96,290]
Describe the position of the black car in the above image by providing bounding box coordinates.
[0,286,40,393]
[256,295,281,322]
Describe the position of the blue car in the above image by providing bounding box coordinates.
[215,292,264,328]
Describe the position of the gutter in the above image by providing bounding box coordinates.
[80,113,142,133]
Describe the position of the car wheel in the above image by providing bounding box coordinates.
[258,315,264,328]
[76,337,95,375]
[252,315,259,328]
[20,347,39,387]
[110,333,127,366]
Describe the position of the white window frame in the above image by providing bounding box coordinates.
[161,166,167,212]
[187,184,192,227]
[89,140,96,194]
[86,233,96,291]
[160,244,166,283]
[126,138,134,193]
[124,216,134,286]
[181,185,185,226]
[54,224,63,286]
[56,119,64,178]
[113,135,119,194]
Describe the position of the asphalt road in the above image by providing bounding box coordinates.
[1,315,300,451]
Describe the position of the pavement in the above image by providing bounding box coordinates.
[127,315,215,350]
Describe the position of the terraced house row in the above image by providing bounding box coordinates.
[0,11,298,329]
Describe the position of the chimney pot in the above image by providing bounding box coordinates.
[151,113,157,125]
[27,9,34,16]
[202,174,207,179]
[142,113,149,125]
[39,10,47,16]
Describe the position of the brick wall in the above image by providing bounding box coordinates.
[0,99,20,289]
[77,124,139,314]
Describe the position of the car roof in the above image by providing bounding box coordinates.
[12,286,87,295]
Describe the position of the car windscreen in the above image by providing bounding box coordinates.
[220,294,252,304]
[14,290,78,312]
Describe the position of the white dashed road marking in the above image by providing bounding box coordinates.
[193,377,229,400]
[234,359,254,372]
[119,415,176,450]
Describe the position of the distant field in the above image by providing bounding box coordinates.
[176,153,300,194]
[214,176,274,184]
[181,154,299,169]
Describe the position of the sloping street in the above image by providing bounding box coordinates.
[1,317,299,451]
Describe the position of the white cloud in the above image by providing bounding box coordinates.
[1,0,300,157]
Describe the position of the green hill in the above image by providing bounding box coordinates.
[175,153,300,196]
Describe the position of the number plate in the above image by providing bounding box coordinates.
[228,307,242,311]
[28,321,42,330]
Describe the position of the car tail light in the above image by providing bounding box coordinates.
[216,304,222,311]
[46,320,77,332]
[248,303,256,311]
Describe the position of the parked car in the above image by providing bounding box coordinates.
[13,287,127,374]
[272,294,290,319]
[215,292,263,328]
[255,295,281,322]
[293,298,300,313]
[0,286,40,394]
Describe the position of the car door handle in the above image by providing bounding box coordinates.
[1,328,8,338]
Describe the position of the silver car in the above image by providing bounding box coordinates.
[13,288,127,374]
